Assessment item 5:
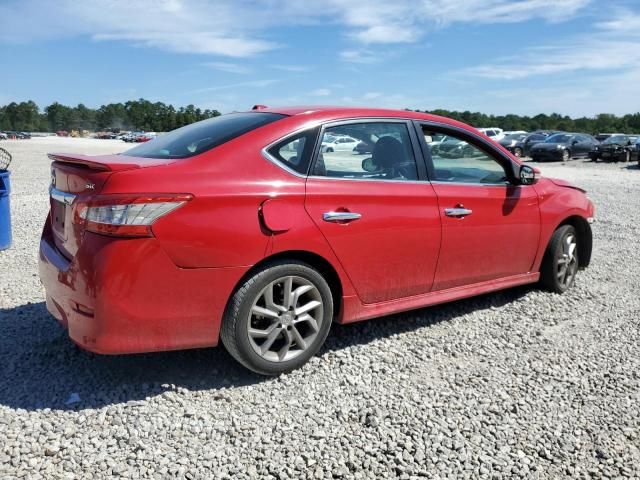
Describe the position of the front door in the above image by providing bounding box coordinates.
[305,121,442,304]
[418,124,541,291]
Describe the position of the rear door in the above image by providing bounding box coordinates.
[304,120,442,304]
[416,122,540,291]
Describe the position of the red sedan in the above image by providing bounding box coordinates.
[39,106,595,374]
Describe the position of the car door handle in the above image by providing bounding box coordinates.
[323,211,362,223]
[444,207,473,218]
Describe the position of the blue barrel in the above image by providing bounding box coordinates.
[0,171,11,250]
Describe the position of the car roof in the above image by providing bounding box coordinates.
[248,105,473,130]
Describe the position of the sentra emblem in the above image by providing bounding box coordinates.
[85,182,95,190]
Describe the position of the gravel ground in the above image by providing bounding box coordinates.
[1,137,639,479]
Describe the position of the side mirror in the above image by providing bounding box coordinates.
[520,165,539,185]
[572,140,579,145]
[362,157,377,172]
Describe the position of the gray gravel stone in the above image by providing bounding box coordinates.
[1,138,640,478]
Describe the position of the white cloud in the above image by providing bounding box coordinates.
[191,79,280,94]
[271,65,313,72]
[0,0,592,58]
[340,49,381,64]
[462,9,640,80]
[310,88,331,96]
[202,62,252,74]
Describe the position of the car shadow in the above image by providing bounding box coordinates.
[0,286,533,411]
[623,163,639,170]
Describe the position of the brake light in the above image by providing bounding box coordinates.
[73,194,192,237]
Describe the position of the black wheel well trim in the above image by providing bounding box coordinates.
[226,250,343,320]
[556,215,592,268]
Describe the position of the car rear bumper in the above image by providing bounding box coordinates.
[38,223,247,354]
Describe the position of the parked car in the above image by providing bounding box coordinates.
[432,136,483,158]
[499,133,528,157]
[135,133,157,143]
[0,132,7,140]
[477,127,505,142]
[594,133,617,142]
[122,132,144,142]
[503,130,528,136]
[530,133,599,162]
[39,106,594,375]
[353,139,375,154]
[589,134,638,162]
[321,135,358,153]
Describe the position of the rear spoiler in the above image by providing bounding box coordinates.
[48,153,175,172]
[48,153,113,171]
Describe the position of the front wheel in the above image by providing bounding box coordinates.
[221,261,333,375]
[540,225,579,293]
[325,147,334,153]
[562,149,570,162]
[514,147,523,157]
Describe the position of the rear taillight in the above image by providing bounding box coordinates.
[73,194,192,237]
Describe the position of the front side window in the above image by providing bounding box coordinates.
[423,127,509,184]
[313,122,418,181]
[123,112,285,159]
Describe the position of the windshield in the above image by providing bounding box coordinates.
[122,112,285,159]
[603,135,628,144]
[545,134,573,144]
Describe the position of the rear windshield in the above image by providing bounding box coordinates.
[122,112,285,159]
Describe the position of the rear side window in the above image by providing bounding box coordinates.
[266,128,319,175]
[122,112,285,159]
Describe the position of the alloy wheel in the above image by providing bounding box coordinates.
[562,150,570,161]
[557,234,578,289]
[247,276,324,362]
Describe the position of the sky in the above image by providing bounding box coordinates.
[0,0,639,117]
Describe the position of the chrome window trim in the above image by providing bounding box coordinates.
[306,175,428,185]
[429,180,520,188]
[261,123,322,179]
[49,187,76,205]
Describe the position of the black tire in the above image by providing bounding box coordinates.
[326,147,334,153]
[220,260,334,375]
[514,147,523,157]
[540,225,579,293]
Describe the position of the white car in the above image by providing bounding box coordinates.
[321,135,359,153]
[477,127,505,142]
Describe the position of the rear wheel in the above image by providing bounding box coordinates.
[540,225,579,293]
[221,261,333,375]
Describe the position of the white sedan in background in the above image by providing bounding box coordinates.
[321,135,359,153]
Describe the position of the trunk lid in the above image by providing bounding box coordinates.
[48,153,176,259]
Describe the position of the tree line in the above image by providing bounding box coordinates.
[414,109,640,135]
[2,99,640,135]
[0,99,220,133]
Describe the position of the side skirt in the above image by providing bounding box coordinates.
[339,272,540,324]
